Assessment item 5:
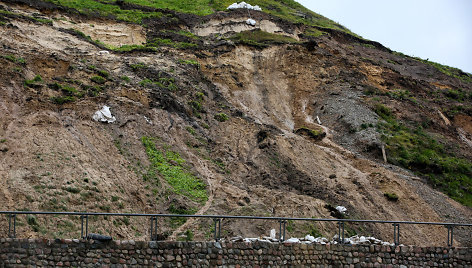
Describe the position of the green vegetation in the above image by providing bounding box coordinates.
[45,0,164,24]
[24,75,43,88]
[147,38,198,49]
[304,28,326,38]
[45,0,353,36]
[375,103,472,206]
[360,43,375,49]
[307,225,323,238]
[120,76,131,82]
[364,87,417,103]
[50,96,76,104]
[1,54,26,64]
[49,82,94,103]
[139,77,177,90]
[214,113,229,122]
[27,215,40,232]
[186,126,196,136]
[169,204,198,227]
[139,77,178,91]
[142,136,207,202]
[295,127,326,141]
[178,59,200,67]
[231,29,298,48]
[0,139,6,143]
[443,88,470,102]
[91,75,106,84]
[97,70,109,78]
[384,192,399,202]
[393,51,472,83]
[130,63,147,71]
[0,9,52,24]
[64,187,81,194]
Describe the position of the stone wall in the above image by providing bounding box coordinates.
[0,238,471,267]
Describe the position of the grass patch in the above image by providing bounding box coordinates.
[139,76,178,91]
[231,29,298,48]
[142,136,207,202]
[91,75,106,84]
[178,59,200,67]
[375,104,472,206]
[45,0,164,24]
[147,38,198,49]
[1,54,26,64]
[24,75,43,88]
[394,51,472,83]
[120,76,131,82]
[45,0,354,36]
[50,96,76,104]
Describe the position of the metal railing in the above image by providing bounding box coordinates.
[1,211,471,247]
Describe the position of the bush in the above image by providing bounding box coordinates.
[91,75,106,84]
[384,192,399,201]
[295,127,326,141]
[51,96,76,104]
[214,113,229,122]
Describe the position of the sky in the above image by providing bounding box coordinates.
[295,0,472,74]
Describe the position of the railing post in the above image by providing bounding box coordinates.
[80,215,88,239]
[150,216,158,241]
[393,223,400,246]
[338,221,345,244]
[213,218,221,242]
[8,214,16,238]
[278,220,287,242]
[446,225,454,247]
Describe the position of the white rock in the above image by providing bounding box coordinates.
[144,115,152,124]
[304,235,316,242]
[285,238,300,243]
[246,19,256,26]
[98,50,110,55]
[92,105,116,123]
[335,206,347,214]
[270,229,276,239]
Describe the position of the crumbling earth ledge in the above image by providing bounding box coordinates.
[0,238,471,267]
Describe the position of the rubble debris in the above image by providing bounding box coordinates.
[92,105,116,123]
[227,2,262,11]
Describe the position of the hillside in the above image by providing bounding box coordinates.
[0,0,471,246]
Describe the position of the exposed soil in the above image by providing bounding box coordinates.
[0,2,470,247]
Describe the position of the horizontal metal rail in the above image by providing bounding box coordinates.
[1,211,471,226]
[1,211,471,247]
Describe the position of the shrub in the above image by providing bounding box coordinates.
[295,127,326,141]
[24,75,43,88]
[91,75,106,84]
[214,113,229,122]
[51,96,76,104]
[384,192,399,201]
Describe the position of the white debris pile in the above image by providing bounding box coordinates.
[229,233,393,246]
[246,18,256,26]
[227,2,262,11]
[334,235,395,246]
[92,105,116,123]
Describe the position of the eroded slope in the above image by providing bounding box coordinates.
[0,2,470,246]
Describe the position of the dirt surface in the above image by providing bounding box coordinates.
[0,2,470,246]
